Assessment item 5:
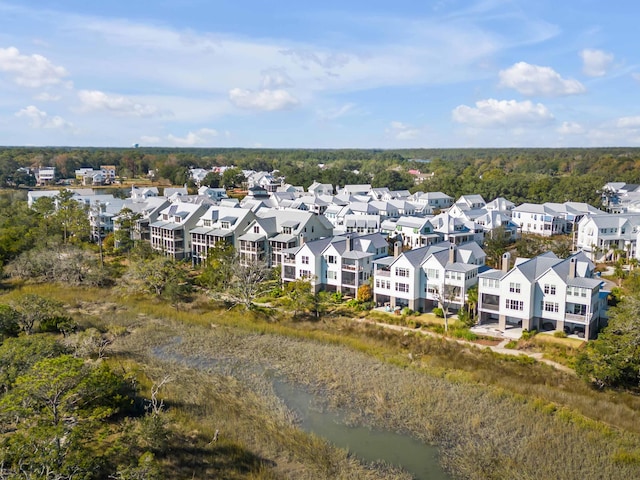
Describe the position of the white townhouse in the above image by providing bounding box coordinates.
[247,171,284,192]
[512,203,566,236]
[575,213,640,261]
[281,233,389,295]
[410,191,454,213]
[475,210,520,242]
[373,242,484,313]
[512,202,605,237]
[112,197,170,247]
[454,194,486,211]
[477,251,609,339]
[485,197,515,217]
[149,201,209,260]
[381,216,441,248]
[131,186,159,201]
[237,210,333,267]
[308,181,334,196]
[600,182,640,213]
[190,206,255,265]
[338,184,372,196]
[431,211,484,245]
[341,214,382,235]
[198,186,228,202]
[88,197,128,242]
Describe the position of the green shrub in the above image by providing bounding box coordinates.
[451,328,478,341]
[431,324,445,334]
[401,307,413,316]
[553,330,568,338]
[432,307,444,318]
[504,340,518,349]
[521,329,537,340]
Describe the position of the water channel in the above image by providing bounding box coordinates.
[152,342,450,480]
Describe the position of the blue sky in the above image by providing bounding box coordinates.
[0,0,639,148]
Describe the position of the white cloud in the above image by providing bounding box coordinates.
[452,99,554,127]
[0,46,68,88]
[167,128,219,146]
[499,62,585,96]
[15,105,73,129]
[580,49,614,77]
[386,121,421,140]
[616,116,640,129]
[557,121,584,135]
[228,88,299,111]
[77,90,161,117]
[34,92,62,102]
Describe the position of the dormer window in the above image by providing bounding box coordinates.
[253,226,260,234]
[203,220,211,227]
[221,221,230,229]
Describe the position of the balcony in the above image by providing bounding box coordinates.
[480,303,499,312]
[564,312,589,323]
[342,263,363,271]
[375,269,391,277]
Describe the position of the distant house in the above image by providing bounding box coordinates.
[410,191,453,213]
[35,167,55,186]
[307,181,334,196]
[100,165,117,183]
[513,202,605,236]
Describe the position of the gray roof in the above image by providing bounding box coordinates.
[238,232,266,242]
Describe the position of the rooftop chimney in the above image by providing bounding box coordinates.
[449,243,457,263]
[569,257,577,278]
[393,240,402,257]
[502,252,511,273]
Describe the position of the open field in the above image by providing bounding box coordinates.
[4,284,640,479]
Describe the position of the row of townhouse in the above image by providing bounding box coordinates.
[478,251,608,339]
[372,242,486,313]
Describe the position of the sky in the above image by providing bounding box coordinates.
[0,0,639,149]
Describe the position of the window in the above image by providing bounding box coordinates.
[301,256,309,265]
[299,269,311,278]
[253,226,260,234]
[327,255,336,264]
[395,282,409,293]
[543,301,559,313]
[327,270,337,280]
[426,268,439,279]
[509,282,521,293]
[544,284,556,295]
[395,267,410,277]
[505,299,523,311]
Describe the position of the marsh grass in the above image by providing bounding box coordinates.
[6,284,640,479]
